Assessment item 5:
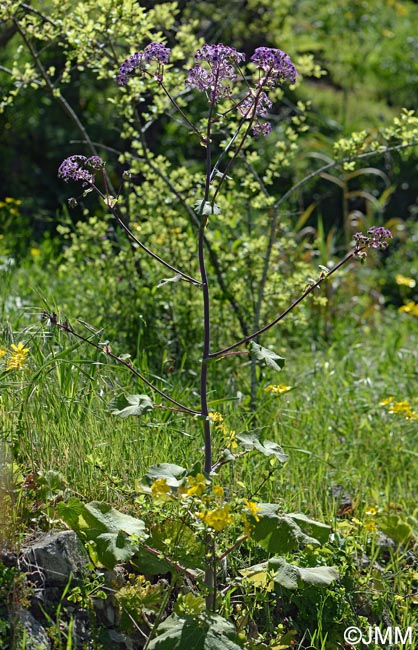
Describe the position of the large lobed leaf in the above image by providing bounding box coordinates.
[250,504,331,553]
[57,498,147,569]
[148,613,243,650]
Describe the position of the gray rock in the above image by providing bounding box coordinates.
[21,530,89,588]
[14,609,51,649]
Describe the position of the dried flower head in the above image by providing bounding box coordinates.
[251,47,297,86]
[58,155,105,185]
[186,43,245,103]
[118,42,171,85]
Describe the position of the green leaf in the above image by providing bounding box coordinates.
[57,498,147,569]
[250,505,324,553]
[142,463,187,488]
[235,433,289,463]
[287,513,331,545]
[249,341,285,372]
[193,200,221,216]
[111,394,153,418]
[269,557,339,590]
[377,513,413,545]
[148,613,243,649]
[156,274,183,288]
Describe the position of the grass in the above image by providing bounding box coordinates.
[1,265,418,648]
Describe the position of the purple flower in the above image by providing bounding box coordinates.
[143,42,171,64]
[251,47,297,86]
[252,121,272,137]
[118,42,171,85]
[58,155,105,185]
[354,226,393,250]
[238,91,272,119]
[186,43,245,103]
[237,91,274,136]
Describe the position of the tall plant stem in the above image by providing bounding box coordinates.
[200,104,215,476]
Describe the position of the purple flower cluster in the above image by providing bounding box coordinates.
[184,44,297,137]
[354,226,393,250]
[118,42,171,85]
[58,155,105,185]
[186,44,245,103]
[251,47,298,86]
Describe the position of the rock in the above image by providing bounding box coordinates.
[21,530,89,588]
[14,608,51,649]
[103,628,136,649]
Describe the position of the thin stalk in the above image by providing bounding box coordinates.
[44,313,200,416]
[209,248,361,358]
[198,91,218,477]
[107,200,201,286]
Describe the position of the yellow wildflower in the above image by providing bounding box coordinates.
[0,346,7,358]
[186,473,207,497]
[226,429,238,451]
[6,342,29,371]
[364,520,377,533]
[399,302,418,317]
[395,274,416,288]
[388,401,412,415]
[209,412,224,423]
[151,478,171,498]
[31,248,41,257]
[212,485,224,498]
[379,397,394,406]
[265,384,292,395]
[242,498,261,522]
[365,506,378,516]
[199,504,232,531]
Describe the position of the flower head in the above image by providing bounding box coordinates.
[251,47,297,86]
[58,155,105,185]
[186,43,245,103]
[354,226,393,250]
[198,504,232,531]
[151,478,171,498]
[118,42,171,85]
[6,342,30,371]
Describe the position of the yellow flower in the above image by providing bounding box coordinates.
[151,478,171,498]
[186,473,207,497]
[379,397,394,406]
[199,504,232,531]
[6,342,30,371]
[365,506,378,516]
[0,346,7,358]
[31,248,41,257]
[364,520,377,532]
[264,384,292,395]
[399,302,418,317]
[395,274,416,288]
[388,401,412,415]
[11,342,29,355]
[242,498,261,522]
[212,485,224,498]
[226,429,238,451]
[209,412,224,423]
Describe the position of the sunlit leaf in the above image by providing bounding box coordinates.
[235,433,288,463]
[148,613,243,649]
[112,394,153,418]
[249,342,285,372]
